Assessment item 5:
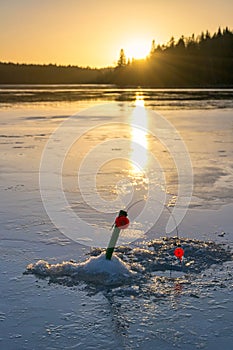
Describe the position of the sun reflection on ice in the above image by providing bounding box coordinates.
[130,93,149,174]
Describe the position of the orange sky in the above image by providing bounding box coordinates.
[1,0,233,67]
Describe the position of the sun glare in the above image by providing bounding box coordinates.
[125,39,150,60]
[130,94,149,173]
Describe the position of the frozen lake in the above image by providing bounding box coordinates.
[0,86,233,349]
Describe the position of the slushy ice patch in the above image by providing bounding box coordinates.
[25,238,232,288]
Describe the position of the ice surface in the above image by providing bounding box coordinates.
[23,237,233,350]
[1,91,233,350]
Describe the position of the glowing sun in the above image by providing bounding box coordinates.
[125,39,150,60]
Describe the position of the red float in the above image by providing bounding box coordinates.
[174,247,184,261]
[115,216,130,229]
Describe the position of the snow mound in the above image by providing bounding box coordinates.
[26,252,134,286]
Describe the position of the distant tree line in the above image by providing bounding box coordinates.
[0,62,108,84]
[1,27,233,87]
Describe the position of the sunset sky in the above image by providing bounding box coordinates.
[1,0,233,67]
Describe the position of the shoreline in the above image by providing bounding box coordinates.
[1,86,233,107]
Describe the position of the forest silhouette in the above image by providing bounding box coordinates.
[1,27,233,87]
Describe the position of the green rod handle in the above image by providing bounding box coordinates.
[105,226,121,260]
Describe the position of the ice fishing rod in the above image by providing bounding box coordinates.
[105,199,180,260]
[105,209,129,260]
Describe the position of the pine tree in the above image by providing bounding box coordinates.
[117,49,127,67]
[150,40,156,56]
